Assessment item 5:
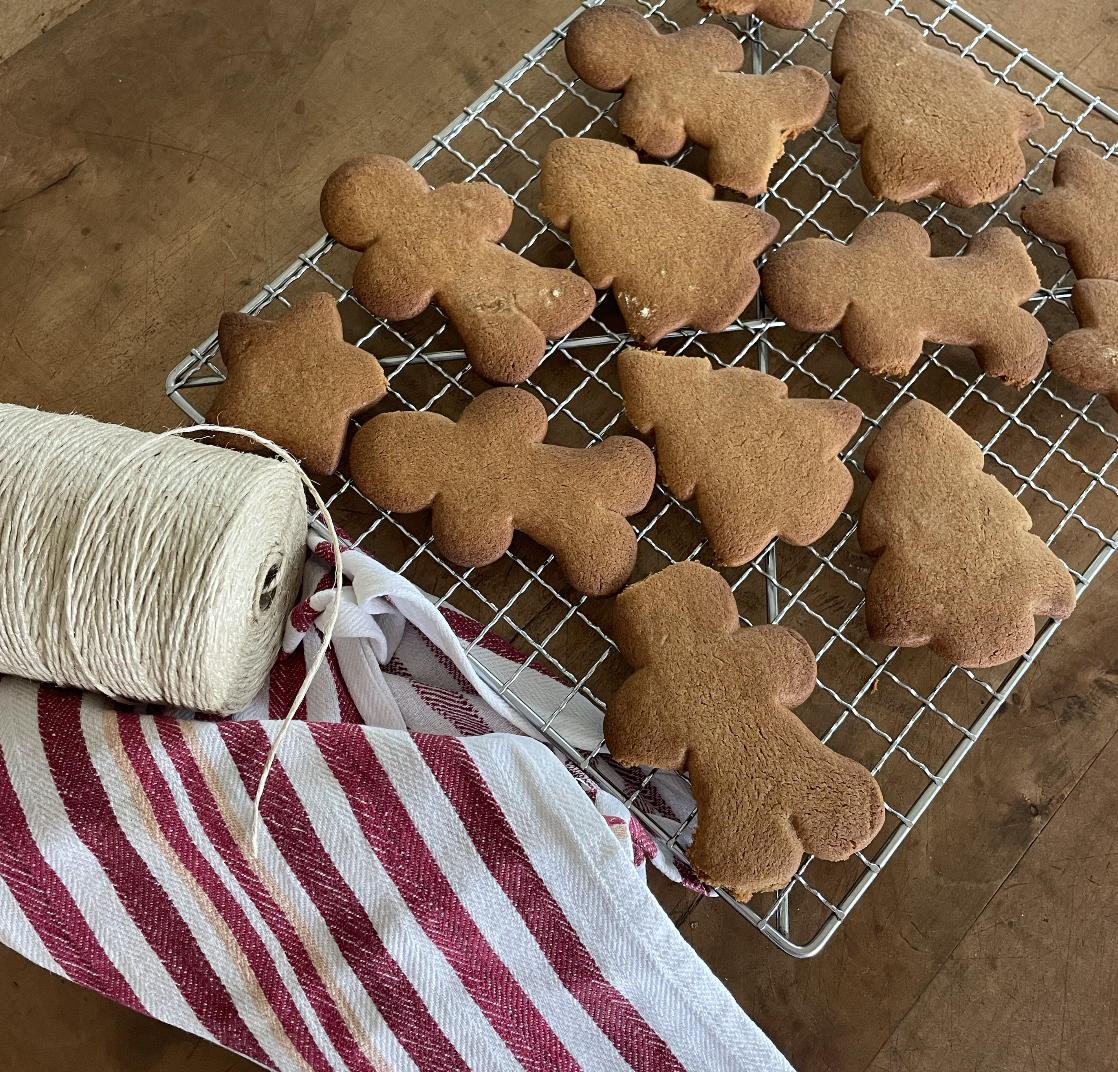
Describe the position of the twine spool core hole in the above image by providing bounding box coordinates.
[258,563,281,613]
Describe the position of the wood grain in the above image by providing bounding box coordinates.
[869,723,1118,1071]
[1,0,1117,1069]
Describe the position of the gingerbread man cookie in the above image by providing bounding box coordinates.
[539,137,779,345]
[206,292,387,476]
[858,400,1076,668]
[761,212,1047,386]
[832,10,1043,208]
[605,561,885,900]
[1022,146,1118,281]
[1047,279,1118,409]
[696,0,815,30]
[565,6,828,196]
[619,348,861,565]
[320,156,595,384]
[348,388,656,597]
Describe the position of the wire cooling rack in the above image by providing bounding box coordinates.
[166,0,1118,956]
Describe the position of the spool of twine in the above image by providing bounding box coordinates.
[0,402,312,715]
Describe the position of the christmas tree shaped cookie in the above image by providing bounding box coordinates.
[320,155,595,384]
[761,212,1048,386]
[619,348,861,565]
[1022,146,1118,281]
[605,561,885,900]
[1047,279,1118,409]
[696,0,814,29]
[565,5,828,196]
[858,400,1076,668]
[539,137,779,345]
[349,388,656,597]
[832,11,1043,207]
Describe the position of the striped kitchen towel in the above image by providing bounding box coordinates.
[0,530,792,1072]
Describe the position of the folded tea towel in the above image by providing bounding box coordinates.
[0,531,792,1072]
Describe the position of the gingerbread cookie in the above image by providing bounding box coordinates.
[832,10,1043,207]
[206,292,387,476]
[1022,146,1118,281]
[605,561,885,900]
[539,137,778,345]
[696,0,815,30]
[761,212,1047,386]
[565,6,828,197]
[1047,279,1118,409]
[348,388,655,597]
[320,156,595,384]
[619,348,860,565]
[859,399,1076,668]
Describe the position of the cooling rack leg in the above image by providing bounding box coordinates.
[777,892,791,937]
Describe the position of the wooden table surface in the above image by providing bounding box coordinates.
[1,1,1117,1069]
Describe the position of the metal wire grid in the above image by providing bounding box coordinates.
[166,0,1118,957]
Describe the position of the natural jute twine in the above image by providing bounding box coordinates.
[0,404,344,855]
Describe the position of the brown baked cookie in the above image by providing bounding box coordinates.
[619,347,861,565]
[832,11,1043,207]
[206,292,387,476]
[858,399,1076,668]
[605,561,885,900]
[320,156,595,384]
[539,137,779,345]
[565,6,828,197]
[348,388,655,597]
[1022,146,1118,280]
[761,212,1047,386]
[1047,279,1118,408]
[696,0,815,30]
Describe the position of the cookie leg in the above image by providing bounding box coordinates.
[522,509,640,598]
[688,793,805,899]
[970,306,1048,387]
[440,288,549,384]
[430,503,515,570]
[513,266,596,340]
[841,304,925,378]
[786,741,885,862]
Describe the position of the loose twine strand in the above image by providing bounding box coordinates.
[0,406,341,859]
[86,426,344,858]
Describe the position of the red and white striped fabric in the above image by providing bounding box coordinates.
[0,532,793,1072]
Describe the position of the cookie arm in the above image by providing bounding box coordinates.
[1021,187,1076,246]
[604,671,688,771]
[784,733,884,863]
[441,181,514,245]
[617,86,688,159]
[430,499,516,569]
[351,244,437,322]
[1029,540,1077,623]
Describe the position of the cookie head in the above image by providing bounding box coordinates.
[320,155,429,251]
[613,560,740,669]
[1047,278,1118,408]
[564,5,660,91]
[349,410,448,514]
